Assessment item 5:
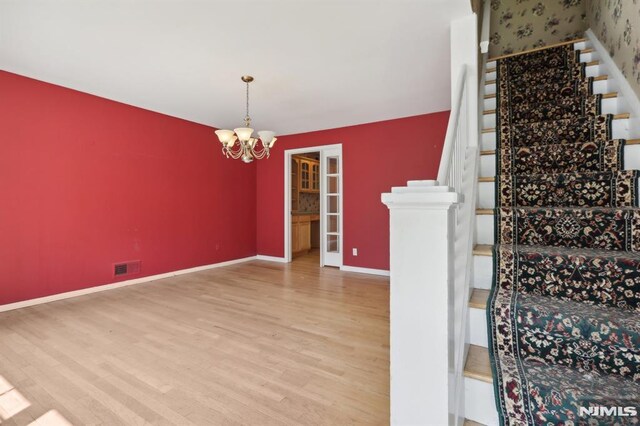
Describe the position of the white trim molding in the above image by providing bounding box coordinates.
[283,143,343,264]
[0,256,257,313]
[255,255,288,263]
[340,265,390,277]
[586,29,640,137]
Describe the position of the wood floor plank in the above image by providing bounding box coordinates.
[0,252,390,424]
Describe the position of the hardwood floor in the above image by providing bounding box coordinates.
[0,254,390,425]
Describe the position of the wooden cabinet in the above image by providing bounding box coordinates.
[300,161,310,191]
[311,163,320,191]
[291,158,300,211]
[298,220,311,253]
[292,214,319,255]
[292,221,301,253]
[296,157,319,193]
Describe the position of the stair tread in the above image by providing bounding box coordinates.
[464,420,485,426]
[473,244,493,256]
[470,289,489,310]
[484,89,616,101]
[464,345,492,383]
[487,37,588,61]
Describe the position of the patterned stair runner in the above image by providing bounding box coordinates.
[487,43,640,425]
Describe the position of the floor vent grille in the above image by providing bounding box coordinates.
[114,261,141,277]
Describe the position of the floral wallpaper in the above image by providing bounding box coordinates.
[489,0,588,57]
[586,0,640,100]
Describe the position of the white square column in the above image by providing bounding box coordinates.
[382,181,460,426]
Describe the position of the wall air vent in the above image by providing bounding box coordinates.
[113,260,141,277]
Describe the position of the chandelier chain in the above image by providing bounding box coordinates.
[245,82,251,127]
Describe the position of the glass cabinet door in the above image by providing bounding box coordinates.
[312,163,320,191]
[300,161,310,190]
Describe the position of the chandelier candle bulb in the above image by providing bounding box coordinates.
[214,76,277,163]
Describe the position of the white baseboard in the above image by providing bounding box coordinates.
[0,256,257,313]
[1,255,389,313]
[255,255,288,263]
[586,28,640,137]
[340,265,390,277]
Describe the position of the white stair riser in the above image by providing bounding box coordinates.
[476,215,494,245]
[580,51,599,63]
[477,185,640,243]
[482,118,630,150]
[483,97,622,128]
[479,144,640,177]
[586,64,606,78]
[473,255,492,290]
[486,65,605,92]
[465,378,499,425]
[478,178,640,209]
[574,41,590,50]
[486,59,601,84]
[484,79,615,109]
[469,307,489,347]
[478,181,495,209]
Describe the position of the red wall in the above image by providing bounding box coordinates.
[0,71,257,305]
[256,113,449,270]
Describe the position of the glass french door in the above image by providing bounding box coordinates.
[321,147,342,267]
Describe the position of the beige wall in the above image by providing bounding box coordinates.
[489,0,588,57]
[586,0,640,100]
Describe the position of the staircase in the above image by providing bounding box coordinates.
[464,38,640,425]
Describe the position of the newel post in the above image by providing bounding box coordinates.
[381,181,461,426]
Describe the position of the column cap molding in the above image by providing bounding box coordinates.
[381,181,461,210]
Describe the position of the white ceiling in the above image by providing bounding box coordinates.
[0,0,471,135]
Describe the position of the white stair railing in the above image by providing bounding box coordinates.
[381,12,479,426]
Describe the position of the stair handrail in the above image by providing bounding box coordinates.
[435,61,481,425]
[437,65,467,186]
[480,0,491,54]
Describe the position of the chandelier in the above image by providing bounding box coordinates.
[215,76,277,163]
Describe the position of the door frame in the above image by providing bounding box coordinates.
[284,143,343,265]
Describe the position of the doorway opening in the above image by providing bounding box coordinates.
[291,151,321,264]
[284,144,343,267]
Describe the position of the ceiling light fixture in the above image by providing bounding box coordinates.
[215,76,276,163]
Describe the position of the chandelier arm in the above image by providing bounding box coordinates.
[231,149,244,160]
[251,145,269,160]
[228,143,244,160]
